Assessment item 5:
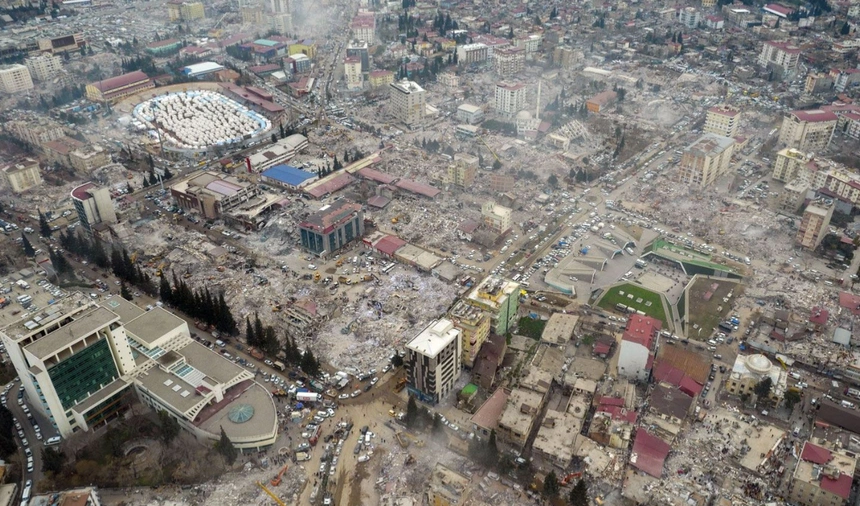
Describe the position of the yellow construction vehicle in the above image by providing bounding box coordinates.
[130,252,138,263]
[255,482,286,506]
[156,263,165,277]
[336,258,344,267]
[395,432,409,448]
[272,303,282,313]
[391,214,402,224]
[314,271,321,282]
[270,463,289,487]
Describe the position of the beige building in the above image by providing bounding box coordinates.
[24,54,62,82]
[758,40,801,75]
[388,79,426,129]
[724,354,787,402]
[5,119,65,148]
[788,441,855,506]
[448,300,490,368]
[368,70,394,89]
[552,45,582,69]
[678,133,735,188]
[72,183,117,232]
[704,104,741,138]
[446,163,477,189]
[494,82,526,117]
[426,463,470,506]
[778,109,837,152]
[772,148,814,183]
[494,47,525,77]
[168,1,204,21]
[796,201,833,250]
[343,56,363,91]
[70,145,110,173]
[0,64,33,94]
[481,201,512,234]
[780,181,808,214]
[805,73,835,95]
[171,171,260,219]
[0,159,42,193]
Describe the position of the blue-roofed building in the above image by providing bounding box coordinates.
[261,164,318,190]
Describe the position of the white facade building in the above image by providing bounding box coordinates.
[389,79,426,128]
[405,319,462,404]
[494,82,526,117]
[0,64,33,93]
[25,54,63,82]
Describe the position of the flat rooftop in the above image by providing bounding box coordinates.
[533,409,582,464]
[406,319,459,357]
[24,306,118,360]
[541,313,579,345]
[195,380,278,442]
[499,387,543,437]
[124,307,187,347]
[99,295,145,323]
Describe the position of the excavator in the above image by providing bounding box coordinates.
[560,471,583,486]
[270,463,289,487]
[255,482,286,505]
[313,271,321,282]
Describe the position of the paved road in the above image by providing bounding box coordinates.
[3,380,58,487]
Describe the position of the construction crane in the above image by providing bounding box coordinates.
[478,135,501,164]
[255,482,287,506]
[270,463,289,487]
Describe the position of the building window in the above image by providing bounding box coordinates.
[48,338,119,410]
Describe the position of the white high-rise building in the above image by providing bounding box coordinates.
[25,54,63,82]
[405,319,462,404]
[344,56,363,91]
[0,64,33,93]
[71,182,117,233]
[494,82,526,117]
[389,79,426,128]
[704,104,741,138]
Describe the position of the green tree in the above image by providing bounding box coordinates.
[569,479,588,506]
[21,233,35,257]
[543,471,560,497]
[41,447,66,473]
[784,389,802,410]
[754,376,773,401]
[245,316,255,347]
[39,210,52,237]
[487,429,499,463]
[120,282,133,301]
[300,349,320,376]
[158,409,181,445]
[548,174,559,187]
[492,159,502,170]
[215,426,238,465]
[405,395,419,428]
[432,413,443,434]
[391,353,404,368]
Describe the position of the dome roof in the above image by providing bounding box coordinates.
[746,354,773,375]
[227,404,255,424]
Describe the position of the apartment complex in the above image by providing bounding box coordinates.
[552,45,582,69]
[704,104,741,138]
[796,201,834,250]
[678,133,735,188]
[617,315,660,381]
[448,300,490,368]
[405,319,462,404]
[0,159,42,193]
[724,354,787,402]
[343,56,363,91]
[25,54,62,82]
[368,70,394,89]
[0,292,277,449]
[86,71,154,103]
[71,183,118,233]
[778,109,838,152]
[167,0,205,21]
[494,82,526,117]
[481,201,512,234]
[758,40,801,75]
[678,7,702,28]
[447,163,477,189]
[464,276,520,335]
[268,0,292,35]
[388,79,426,128]
[788,442,855,506]
[772,148,814,183]
[5,118,65,148]
[456,43,489,65]
[456,103,483,125]
[351,12,375,44]
[345,40,369,72]
[170,171,261,219]
[69,145,110,173]
[494,47,525,77]
[0,64,33,93]
[298,199,365,256]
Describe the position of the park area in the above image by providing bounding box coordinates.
[597,283,669,326]
[683,277,743,340]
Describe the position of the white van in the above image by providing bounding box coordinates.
[45,436,61,446]
[215,340,226,348]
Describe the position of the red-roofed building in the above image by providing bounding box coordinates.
[809,306,829,328]
[763,3,794,17]
[394,179,441,199]
[373,235,407,257]
[839,291,860,316]
[298,198,364,256]
[618,315,660,382]
[789,441,855,505]
[630,429,670,478]
[304,173,356,199]
[778,109,838,152]
[85,71,154,103]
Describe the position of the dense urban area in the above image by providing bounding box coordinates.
[0,0,859,504]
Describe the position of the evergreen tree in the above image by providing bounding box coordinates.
[149,171,158,185]
[38,210,52,237]
[569,479,588,506]
[127,181,133,193]
[300,349,320,376]
[246,316,255,346]
[163,168,173,180]
[143,177,150,188]
[487,429,499,463]
[405,395,419,428]
[215,426,238,465]
[157,409,181,445]
[41,447,66,473]
[21,233,35,257]
[261,326,279,356]
[543,471,560,497]
[159,274,172,304]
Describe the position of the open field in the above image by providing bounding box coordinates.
[684,277,744,340]
[597,283,669,326]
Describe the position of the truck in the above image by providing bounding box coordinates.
[394,378,407,392]
[273,361,286,371]
[295,452,311,461]
[718,322,734,333]
[296,392,321,402]
[309,425,322,446]
[248,348,264,360]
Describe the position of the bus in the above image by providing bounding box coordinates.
[846,388,860,400]
[381,263,396,274]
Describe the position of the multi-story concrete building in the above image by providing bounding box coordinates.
[494,82,526,117]
[24,54,62,82]
[86,71,154,103]
[586,90,617,114]
[5,118,65,148]
[426,463,471,506]
[0,292,277,449]
[0,159,42,193]
[551,45,582,69]
[679,7,702,28]
[170,171,261,220]
[37,33,85,55]
[513,34,541,54]
[481,201,512,234]
[69,145,110,173]
[456,103,483,125]
[494,47,525,77]
[72,183,117,233]
[268,0,292,36]
[464,276,520,335]
[368,70,394,89]
[405,319,462,404]
[345,40,369,72]
[778,109,837,152]
[780,180,808,214]
[704,104,740,138]
[448,300,490,368]
[388,79,426,128]
[678,133,735,188]
[351,12,375,44]
[758,40,801,76]
[788,442,854,506]
[245,133,308,172]
[796,201,833,250]
[456,43,489,65]
[298,199,365,257]
[447,163,477,190]
[343,56,363,91]
[772,148,814,183]
[805,73,835,95]
[167,0,205,21]
[724,354,787,402]
[0,64,33,93]
[617,315,660,381]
